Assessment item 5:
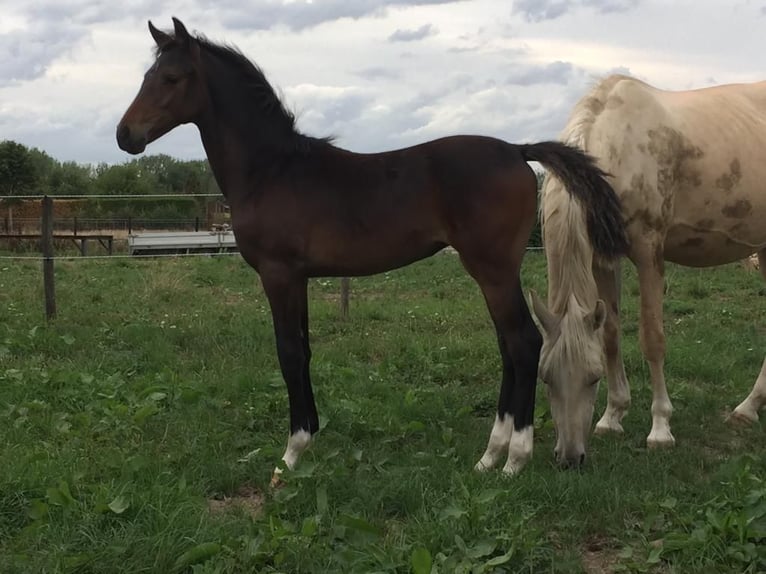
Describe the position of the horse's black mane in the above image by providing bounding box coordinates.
[157,32,335,155]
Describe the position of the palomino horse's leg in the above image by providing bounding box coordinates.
[472,275,542,475]
[731,249,766,423]
[260,270,319,481]
[634,245,675,448]
[593,259,631,434]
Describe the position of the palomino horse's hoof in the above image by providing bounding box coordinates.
[269,470,286,490]
[726,409,759,427]
[646,435,675,449]
[501,463,524,477]
[594,422,624,436]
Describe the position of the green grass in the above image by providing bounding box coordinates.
[0,252,764,573]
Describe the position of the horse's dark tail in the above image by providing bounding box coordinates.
[519,141,629,260]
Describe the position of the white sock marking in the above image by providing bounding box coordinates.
[272,430,312,479]
[732,358,766,422]
[503,425,533,475]
[475,414,513,471]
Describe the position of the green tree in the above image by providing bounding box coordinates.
[93,162,152,196]
[26,147,58,195]
[0,141,43,232]
[190,160,221,195]
[49,162,95,195]
[137,154,180,193]
[133,154,220,195]
[0,140,38,196]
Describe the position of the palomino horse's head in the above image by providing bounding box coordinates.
[530,291,606,469]
[117,18,205,154]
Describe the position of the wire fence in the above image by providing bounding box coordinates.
[0,252,242,261]
[5,217,214,233]
[0,194,543,320]
[0,193,228,235]
[0,194,545,262]
[0,194,224,200]
[0,246,543,262]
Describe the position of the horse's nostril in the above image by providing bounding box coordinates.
[117,124,130,143]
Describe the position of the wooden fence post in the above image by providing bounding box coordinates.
[340,277,350,319]
[42,195,57,321]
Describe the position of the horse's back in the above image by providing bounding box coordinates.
[565,75,766,265]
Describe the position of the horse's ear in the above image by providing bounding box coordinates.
[148,20,172,49]
[171,17,199,58]
[172,17,191,44]
[529,290,557,335]
[587,299,607,332]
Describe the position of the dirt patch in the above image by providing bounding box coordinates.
[207,485,263,519]
[581,537,621,574]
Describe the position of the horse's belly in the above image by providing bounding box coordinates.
[664,221,766,267]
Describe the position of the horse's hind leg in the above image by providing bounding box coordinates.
[731,249,766,423]
[466,258,542,475]
[593,259,631,434]
[732,358,766,424]
[474,325,515,472]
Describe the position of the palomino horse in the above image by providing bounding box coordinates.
[116,18,627,478]
[533,74,766,467]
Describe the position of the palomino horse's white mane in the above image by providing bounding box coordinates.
[539,77,624,317]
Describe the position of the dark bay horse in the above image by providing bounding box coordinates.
[116,18,628,479]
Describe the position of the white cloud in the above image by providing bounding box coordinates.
[512,0,642,23]
[214,0,464,31]
[388,24,437,42]
[0,0,763,164]
[0,22,87,86]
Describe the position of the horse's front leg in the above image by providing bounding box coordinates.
[260,269,319,483]
[633,243,675,448]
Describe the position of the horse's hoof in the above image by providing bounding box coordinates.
[594,422,624,435]
[269,471,285,490]
[501,458,527,476]
[646,435,675,449]
[726,409,758,426]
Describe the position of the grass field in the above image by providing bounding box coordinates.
[0,251,764,573]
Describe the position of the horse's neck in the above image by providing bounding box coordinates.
[195,104,294,204]
[196,120,248,199]
[194,56,298,201]
[543,191,598,314]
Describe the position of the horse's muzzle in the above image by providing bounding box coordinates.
[554,447,586,470]
[116,123,147,154]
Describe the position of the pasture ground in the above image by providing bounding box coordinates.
[0,252,764,573]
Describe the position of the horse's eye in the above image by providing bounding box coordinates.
[162,74,180,85]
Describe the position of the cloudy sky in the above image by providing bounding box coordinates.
[1,0,765,165]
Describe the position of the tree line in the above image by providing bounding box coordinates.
[0,139,220,198]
